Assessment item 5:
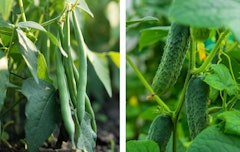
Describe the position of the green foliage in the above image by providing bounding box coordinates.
[22,78,58,152]
[187,125,240,152]
[77,113,97,152]
[127,140,160,152]
[190,27,210,42]
[217,110,240,136]
[0,51,8,111]
[139,26,169,51]
[16,29,39,84]
[169,0,240,42]
[127,0,240,151]
[0,0,119,151]
[204,64,238,96]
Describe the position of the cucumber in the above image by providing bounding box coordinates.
[152,23,190,95]
[190,27,210,41]
[148,114,173,152]
[185,75,209,139]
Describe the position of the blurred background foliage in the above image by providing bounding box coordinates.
[0,0,119,148]
[126,0,190,142]
[126,0,240,147]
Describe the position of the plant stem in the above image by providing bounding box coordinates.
[190,38,196,70]
[172,71,191,152]
[18,0,27,22]
[126,54,171,113]
[191,29,230,74]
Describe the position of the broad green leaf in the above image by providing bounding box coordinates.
[18,21,46,31]
[139,26,169,50]
[77,0,94,18]
[221,50,240,83]
[87,50,112,97]
[16,29,39,84]
[21,78,58,152]
[187,125,240,152]
[126,140,160,152]
[166,135,186,152]
[77,112,97,152]
[0,26,13,36]
[169,0,240,42]
[37,52,51,82]
[139,106,159,121]
[68,0,94,17]
[126,16,159,26]
[107,51,120,68]
[18,21,60,46]
[0,51,8,111]
[0,16,14,36]
[204,64,237,96]
[0,0,14,21]
[217,110,240,136]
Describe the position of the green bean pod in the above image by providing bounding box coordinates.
[72,10,87,125]
[55,46,75,145]
[85,95,97,132]
[61,11,78,107]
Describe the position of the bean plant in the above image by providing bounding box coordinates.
[126,0,240,152]
[0,0,119,151]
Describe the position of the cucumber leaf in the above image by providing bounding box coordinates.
[204,64,237,96]
[188,125,240,152]
[126,16,159,26]
[217,110,240,136]
[126,140,160,152]
[139,26,169,50]
[169,0,240,42]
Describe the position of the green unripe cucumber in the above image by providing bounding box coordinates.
[152,23,190,95]
[147,114,173,152]
[190,27,210,41]
[186,75,209,139]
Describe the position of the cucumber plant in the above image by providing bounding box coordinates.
[127,0,240,151]
[0,0,119,151]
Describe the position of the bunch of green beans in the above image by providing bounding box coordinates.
[55,4,97,148]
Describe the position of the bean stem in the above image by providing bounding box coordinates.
[18,0,27,22]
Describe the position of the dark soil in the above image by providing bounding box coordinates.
[0,99,119,152]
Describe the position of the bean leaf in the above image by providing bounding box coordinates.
[0,51,8,111]
[22,78,58,152]
[87,50,112,97]
[16,29,39,84]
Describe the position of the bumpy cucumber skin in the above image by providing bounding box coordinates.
[148,114,173,152]
[190,27,210,41]
[186,75,209,139]
[152,23,190,95]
